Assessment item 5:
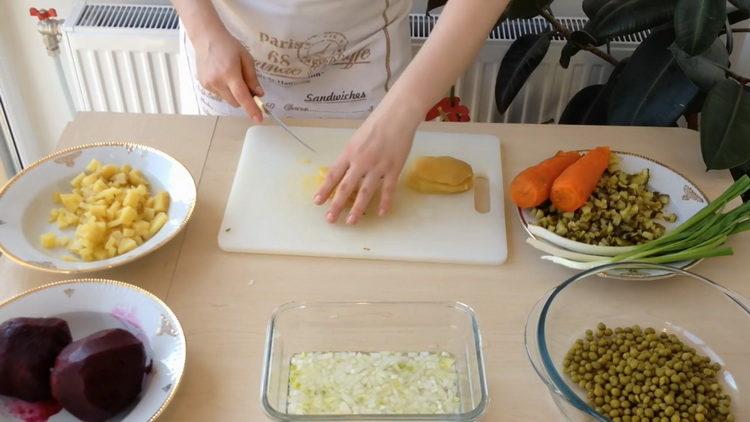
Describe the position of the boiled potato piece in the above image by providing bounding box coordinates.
[118,206,138,226]
[45,159,171,261]
[88,204,106,218]
[81,173,98,188]
[128,170,147,186]
[92,178,108,193]
[111,172,128,186]
[406,156,474,194]
[117,238,138,255]
[133,220,150,237]
[70,172,86,188]
[98,164,119,179]
[148,212,168,238]
[123,189,141,208]
[142,207,155,221]
[60,193,82,212]
[153,191,170,213]
[85,159,101,173]
[40,233,57,249]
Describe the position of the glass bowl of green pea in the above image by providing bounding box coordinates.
[525,263,749,422]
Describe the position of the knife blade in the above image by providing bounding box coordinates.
[253,96,316,153]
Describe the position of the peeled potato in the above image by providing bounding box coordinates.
[406,156,474,194]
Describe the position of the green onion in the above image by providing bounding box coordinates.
[531,175,750,269]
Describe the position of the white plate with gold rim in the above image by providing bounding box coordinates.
[0,279,186,421]
[0,143,196,274]
[518,151,709,279]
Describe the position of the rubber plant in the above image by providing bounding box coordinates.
[427,0,750,183]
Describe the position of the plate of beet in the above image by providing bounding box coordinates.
[0,279,185,421]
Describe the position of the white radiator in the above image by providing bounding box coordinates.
[61,3,181,114]
[60,2,645,123]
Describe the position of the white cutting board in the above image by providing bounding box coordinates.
[218,126,507,265]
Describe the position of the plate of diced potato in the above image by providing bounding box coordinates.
[0,143,196,273]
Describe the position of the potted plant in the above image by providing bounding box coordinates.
[428,0,750,185]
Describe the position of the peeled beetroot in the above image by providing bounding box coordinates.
[51,328,146,422]
[0,317,72,402]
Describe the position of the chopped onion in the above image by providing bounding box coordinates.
[287,351,460,415]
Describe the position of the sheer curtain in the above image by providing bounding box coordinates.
[0,94,20,179]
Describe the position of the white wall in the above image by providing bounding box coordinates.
[0,0,77,164]
[0,0,169,166]
[0,0,747,167]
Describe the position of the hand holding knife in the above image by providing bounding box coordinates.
[253,96,317,153]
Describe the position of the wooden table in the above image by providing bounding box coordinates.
[1,112,747,421]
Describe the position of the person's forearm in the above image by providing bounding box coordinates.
[172,0,228,44]
[380,0,509,120]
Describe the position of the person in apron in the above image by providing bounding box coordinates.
[173,0,509,224]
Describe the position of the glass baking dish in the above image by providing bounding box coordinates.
[260,301,488,421]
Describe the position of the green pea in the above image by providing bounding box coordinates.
[563,325,734,422]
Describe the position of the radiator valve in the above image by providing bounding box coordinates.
[30,7,64,56]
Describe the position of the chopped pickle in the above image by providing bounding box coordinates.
[532,157,677,246]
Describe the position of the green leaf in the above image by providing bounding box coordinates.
[495,32,552,113]
[701,79,750,170]
[582,0,612,18]
[571,31,598,46]
[505,0,553,19]
[559,58,628,124]
[669,41,729,91]
[426,0,449,14]
[559,42,579,69]
[729,0,750,12]
[590,0,677,41]
[559,29,595,68]
[608,30,700,126]
[560,85,607,124]
[674,0,726,55]
[560,41,581,69]
[728,8,750,24]
[685,92,707,115]
[730,160,750,201]
[561,0,627,67]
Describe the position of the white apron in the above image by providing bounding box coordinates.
[182,0,413,119]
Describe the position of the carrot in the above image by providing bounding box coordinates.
[550,146,611,212]
[510,151,581,208]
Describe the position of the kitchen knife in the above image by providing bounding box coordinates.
[253,96,316,153]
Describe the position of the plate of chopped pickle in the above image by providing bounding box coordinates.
[512,148,711,279]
